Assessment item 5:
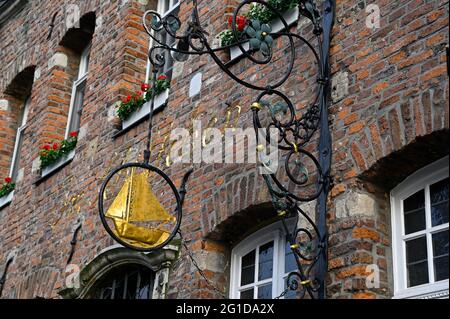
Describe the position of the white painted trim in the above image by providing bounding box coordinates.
[0,191,14,209]
[65,44,91,139]
[78,44,91,79]
[230,220,295,299]
[121,89,169,131]
[9,96,30,179]
[391,156,449,299]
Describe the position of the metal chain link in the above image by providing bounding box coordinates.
[274,286,291,300]
[178,231,228,299]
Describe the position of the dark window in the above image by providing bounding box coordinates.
[87,264,154,299]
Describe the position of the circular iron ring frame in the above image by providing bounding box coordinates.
[98,162,182,252]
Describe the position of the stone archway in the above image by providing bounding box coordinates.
[58,245,179,299]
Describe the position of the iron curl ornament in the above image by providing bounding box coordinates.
[99,0,335,299]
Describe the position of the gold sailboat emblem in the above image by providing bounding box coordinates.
[105,169,176,248]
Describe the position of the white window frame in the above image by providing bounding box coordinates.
[9,96,30,181]
[145,0,180,83]
[65,43,91,139]
[230,220,296,299]
[391,156,449,299]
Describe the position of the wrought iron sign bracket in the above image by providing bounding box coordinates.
[99,0,335,299]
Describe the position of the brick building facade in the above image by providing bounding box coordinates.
[0,0,448,299]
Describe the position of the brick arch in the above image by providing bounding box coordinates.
[348,86,449,177]
[59,11,96,55]
[0,65,36,180]
[361,129,449,192]
[4,66,36,100]
[198,166,277,241]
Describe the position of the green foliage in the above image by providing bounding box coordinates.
[219,30,242,47]
[0,182,14,198]
[117,77,171,121]
[247,0,299,23]
[220,0,299,47]
[40,136,78,169]
[145,77,170,102]
[116,93,146,122]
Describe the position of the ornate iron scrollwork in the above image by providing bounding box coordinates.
[99,0,334,299]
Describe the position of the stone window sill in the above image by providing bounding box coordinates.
[0,191,14,210]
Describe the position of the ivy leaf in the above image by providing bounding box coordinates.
[260,41,270,56]
[251,19,261,31]
[249,38,261,50]
[245,25,256,38]
[261,24,271,34]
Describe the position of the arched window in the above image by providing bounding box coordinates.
[230,220,298,299]
[391,156,449,299]
[60,12,95,137]
[0,66,35,209]
[87,264,154,300]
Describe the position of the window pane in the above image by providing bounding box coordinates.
[68,80,86,133]
[403,190,426,234]
[407,262,429,288]
[88,264,153,299]
[241,250,256,286]
[285,240,297,274]
[257,283,272,299]
[406,236,429,287]
[258,241,274,281]
[163,0,170,13]
[240,288,254,299]
[431,178,449,227]
[138,269,153,299]
[433,231,449,281]
[125,270,138,299]
[113,277,125,299]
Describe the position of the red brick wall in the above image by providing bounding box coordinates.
[0,0,448,299]
[327,0,449,298]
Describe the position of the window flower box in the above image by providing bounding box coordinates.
[121,89,169,131]
[41,149,76,178]
[228,7,299,63]
[0,191,14,209]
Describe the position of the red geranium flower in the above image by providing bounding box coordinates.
[123,95,132,103]
[237,16,247,31]
[43,145,51,151]
[157,75,167,81]
[141,83,150,91]
[53,143,59,150]
[70,131,78,138]
[5,177,12,183]
[228,15,247,32]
